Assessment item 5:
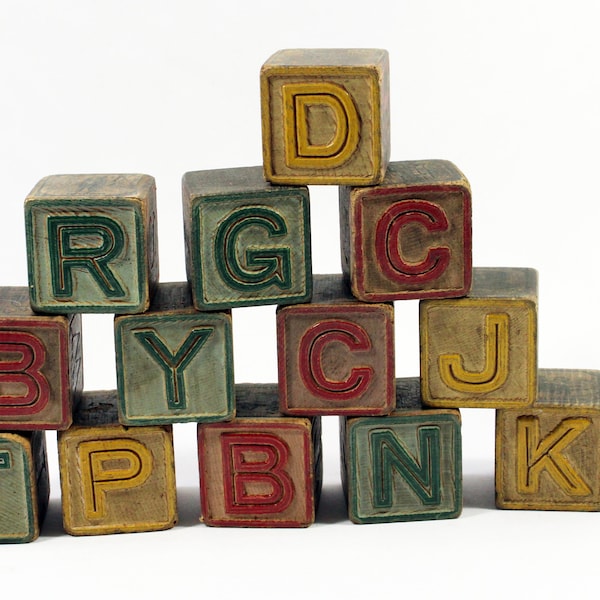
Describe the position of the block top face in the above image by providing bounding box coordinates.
[263,48,389,68]
[468,267,538,303]
[534,369,600,410]
[0,287,35,317]
[72,390,119,427]
[234,383,283,418]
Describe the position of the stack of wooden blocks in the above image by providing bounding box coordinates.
[2,48,599,543]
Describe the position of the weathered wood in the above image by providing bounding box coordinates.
[261,48,390,185]
[339,160,472,301]
[182,166,312,310]
[420,267,538,408]
[25,173,158,313]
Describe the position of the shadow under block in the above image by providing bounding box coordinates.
[339,160,472,301]
[277,274,395,416]
[496,369,600,511]
[260,48,390,185]
[341,377,461,524]
[0,287,82,430]
[0,431,49,543]
[198,383,322,527]
[182,166,312,310]
[420,267,538,408]
[58,390,177,535]
[114,282,234,425]
[25,173,158,313]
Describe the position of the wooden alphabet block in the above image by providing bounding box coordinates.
[114,282,234,425]
[0,431,49,543]
[339,160,472,301]
[198,383,321,527]
[277,274,395,416]
[58,390,177,535]
[25,173,158,313]
[261,48,390,185]
[182,166,312,310]
[420,267,537,408]
[0,287,82,430]
[496,369,600,511]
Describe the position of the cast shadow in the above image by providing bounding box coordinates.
[315,483,348,524]
[463,471,496,511]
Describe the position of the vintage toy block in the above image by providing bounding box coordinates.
[198,383,321,527]
[496,369,600,511]
[0,286,82,430]
[277,274,395,416]
[341,378,461,524]
[58,390,177,535]
[25,173,158,313]
[182,166,312,310]
[114,282,234,425]
[261,48,390,185]
[0,431,49,543]
[339,160,472,301]
[420,267,537,408]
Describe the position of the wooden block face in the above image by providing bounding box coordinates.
[340,160,472,301]
[198,419,317,527]
[25,174,158,313]
[261,49,390,185]
[58,425,177,535]
[0,287,83,430]
[182,167,312,310]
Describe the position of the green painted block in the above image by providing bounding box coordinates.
[182,166,312,310]
[25,173,158,313]
[114,282,234,425]
[341,377,462,524]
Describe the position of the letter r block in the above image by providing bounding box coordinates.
[261,49,390,185]
[339,160,472,301]
[182,166,312,310]
[25,173,158,313]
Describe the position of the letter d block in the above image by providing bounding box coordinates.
[339,160,472,301]
[25,173,158,313]
[261,49,390,185]
[182,166,312,310]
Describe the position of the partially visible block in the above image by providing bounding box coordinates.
[421,267,537,408]
[58,390,177,535]
[261,49,390,185]
[115,282,234,425]
[0,287,82,430]
[277,274,395,416]
[496,369,600,511]
[339,160,472,301]
[0,431,49,543]
[25,173,158,313]
[198,383,322,527]
[182,166,312,310]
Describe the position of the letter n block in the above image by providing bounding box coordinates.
[277,274,395,416]
[25,173,158,313]
[114,282,234,425]
[198,383,322,527]
[421,267,537,408]
[0,431,49,543]
[496,369,600,511]
[261,48,390,185]
[182,166,312,310]
[341,378,462,524]
[339,160,472,301]
[0,287,82,430]
[58,391,177,535]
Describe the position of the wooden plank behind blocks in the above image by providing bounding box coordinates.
[341,377,462,524]
[277,274,395,416]
[182,166,312,310]
[420,267,538,408]
[339,160,472,301]
[25,173,158,313]
[496,369,600,511]
[0,287,82,430]
[198,383,322,527]
[261,49,390,185]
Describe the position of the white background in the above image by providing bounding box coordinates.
[1,1,600,598]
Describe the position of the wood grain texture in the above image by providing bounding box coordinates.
[261,49,390,185]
